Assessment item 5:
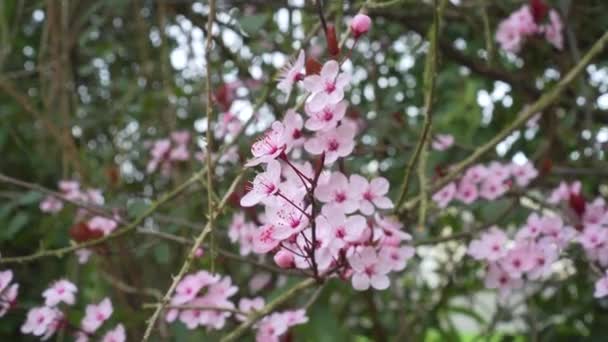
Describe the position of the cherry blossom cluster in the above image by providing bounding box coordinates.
[467,180,608,302]
[495,0,563,54]
[39,180,104,214]
[165,271,238,330]
[18,276,121,341]
[38,180,118,264]
[432,161,538,208]
[146,130,191,175]
[468,214,574,298]
[238,29,415,291]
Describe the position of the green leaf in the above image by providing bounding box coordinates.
[17,191,43,206]
[240,14,269,36]
[153,243,170,264]
[3,212,29,240]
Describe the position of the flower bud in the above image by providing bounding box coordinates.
[274,250,295,269]
[350,14,372,39]
[194,248,204,258]
[326,24,340,57]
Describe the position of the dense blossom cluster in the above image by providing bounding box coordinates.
[495,1,563,53]
[237,47,415,292]
[432,161,539,208]
[14,274,121,341]
[467,181,608,300]
[146,130,191,175]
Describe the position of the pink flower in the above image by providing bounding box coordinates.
[253,224,282,254]
[544,10,563,50]
[510,162,538,187]
[172,272,220,306]
[76,249,92,264]
[455,180,478,204]
[316,207,366,260]
[484,264,523,297]
[495,5,538,54]
[266,200,310,240]
[21,306,63,340]
[314,172,359,213]
[237,297,265,321]
[304,121,356,165]
[0,270,18,317]
[432,182,456,208]
[350,14,372,38]
[432,134,454,151]
[228,213,248,243]
[255,310,308,342]
[479,177,509,200]
[274,250,295,269]
[282,110,305,149]
[302,60,350,112]
[350,175,394,215]
[595,272,608,298]
[304,100,347,132]
[548,181,581,204]
[215,112,243,140]
[379,245,415,272]
[500,245,535,278]
[374,214,412,246]
[348,247,391,290]
[463,165,488,184]
[87,216,118,236]
[246,122,287,167]
[43,279,77,307]
[578,225,608,251]
[240,160,282,207]
[81,298,113,333]
[277,50,305,95]
[170,130,190,145]
[526,241,558,280]
[101,324,126,342]
[40,196,63,213]
[468,227,509,261]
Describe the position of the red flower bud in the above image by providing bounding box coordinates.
[569,192,586,217]
[69,222,103,243]
[530,0,549,23]
[305,57,322,75]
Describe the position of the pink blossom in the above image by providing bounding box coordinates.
[526,241,558,280]
[87,216,118,236]
[101,324,126,342]
[548,181,581,204]
[379,245,415,271]
[172,271,220,306]
[253,224,282,254]
[240,160,282,207]
[500,245,535,278]
[432,134,454,151]
[304,100,347,132]
[510,162,538,187]
[237,297,265,321]
[314,172,359,213]
[316,207,366,262]
[282,110,305,149]
[374,214,412,246]
[484,264,523,297]
[76,249,92,264]
[432,182,456,208]
[455,180,478,204]
[277,50,305,95]
[463,165,488,184]
[246,122,287,167]
[350,14,372,38]
[170,130,190,145]
[348,247,391,290]
[255,310,308,342]
[81,298,113,333]
[274,250,295,269]
[544,10,563,50]
[468,227,509,262]
[40,196,63,213]
[595,272,608,298]
[302,60,350,112]
[479,177,509,200]
[215,112,243,140]
[0,270,18,317]
[43,279,77,307]
[304,121,356,165]
[495,5,538,53]
[21,306,63,340]
[350,175,394,215]
[266,200,310,240]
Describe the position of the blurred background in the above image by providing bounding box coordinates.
[1,0,608,340]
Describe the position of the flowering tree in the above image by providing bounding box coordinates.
[1,0,608,340]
